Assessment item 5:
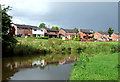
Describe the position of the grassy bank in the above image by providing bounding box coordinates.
[12,37,119,56]
[70,52,119,80]
[4,37,117,57]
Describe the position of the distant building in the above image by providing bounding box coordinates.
[59,29,78,39]
[94,32,119,41]
[77,29,94,40]
[12,24,44,37]
[41,28,59,38]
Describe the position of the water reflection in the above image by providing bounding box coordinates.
[2,55,77,80]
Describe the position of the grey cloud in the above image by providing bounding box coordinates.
[9,2,118,32]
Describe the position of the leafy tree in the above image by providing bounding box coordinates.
[73,28,78,32]
[52,26,59,30]
[2,6,17,56]
[39,23,47,28]
[108,27,114,37]
[60,28,63,30]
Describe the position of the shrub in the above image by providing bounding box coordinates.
[74,37,78,41]
[39,37,48,39]
[72,35,74,40]
[60,37,62,39]
[93,38,97,40]
[111,44,118,53]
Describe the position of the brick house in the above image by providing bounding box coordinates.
[12,24,43,37]
[94,32,109,41]
[59,29,78,39]
[94,32,119,41]
[77,29,94,40]
[41,28,59,38]
[111,33,119,41]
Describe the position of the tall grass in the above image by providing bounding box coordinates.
[13,37,118,57]
[70,52,118,80]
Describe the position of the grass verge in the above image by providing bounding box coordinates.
[70,52,119,80]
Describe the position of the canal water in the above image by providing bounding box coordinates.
[2,56,77,80]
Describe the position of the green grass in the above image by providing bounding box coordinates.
[12,37,119,56]
[70,52,119,80]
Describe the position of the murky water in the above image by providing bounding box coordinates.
[2,55,77,80]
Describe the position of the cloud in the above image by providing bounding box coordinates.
[0,0,118,32]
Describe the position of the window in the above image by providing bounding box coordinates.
[41,30,43,32]
[19,28,23,30]
[34,29,37,31]
[28,28,31,31]
[25,34,28,36]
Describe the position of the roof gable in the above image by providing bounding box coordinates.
[63,29,78,33]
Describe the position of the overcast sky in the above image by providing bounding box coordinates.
[0,0,119,32]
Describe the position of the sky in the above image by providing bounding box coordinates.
[0,0,119,32]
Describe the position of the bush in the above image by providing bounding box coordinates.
[74,37,78,41]
[39,37,48,39]
[60,37,62,39]
[93,38,97,40]
[111,44,118,53]
[72,36,74,40]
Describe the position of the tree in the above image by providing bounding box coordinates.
[2,6,17,56]
[52,26,59,30]
[60,28,63,30]
[39,23,47,28]
[108,27,114,37]
[73,28,78,32]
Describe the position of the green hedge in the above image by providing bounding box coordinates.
[39,37,48,39]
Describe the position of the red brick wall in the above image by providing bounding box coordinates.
[94,32,102,40]
[111,33,118,41]
[59,30,76,39]
[17,28,32,37]
[59,30,66,36]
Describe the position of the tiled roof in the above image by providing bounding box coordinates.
[14,24,40,29]
[43,28,59,32]
[63,29,78,33]
[98,32,109,35]
[80,29,93,33]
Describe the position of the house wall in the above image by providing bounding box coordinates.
[94,32,102,40]
[32,29,44,37]
[59,30,76,39]
[12,24,18,35]
[77,31,93,40]
[32,29,44,34]
[59,30,66,36]
[111,33,119,41]
[17,28,32,37]
[13,24,32,37]
[41,28,47,33]
[77,31,84,39]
